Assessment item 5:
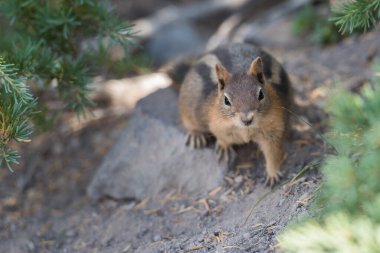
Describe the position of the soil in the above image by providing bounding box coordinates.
[1,1,380,253]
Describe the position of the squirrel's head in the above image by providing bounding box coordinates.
[215,57,271,128]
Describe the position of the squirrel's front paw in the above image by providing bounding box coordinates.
[185,132,207,149]
[215,143,236,163]
[264,170,282,187]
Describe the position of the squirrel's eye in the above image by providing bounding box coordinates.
[258,89,264,101]
[224,95,231,106]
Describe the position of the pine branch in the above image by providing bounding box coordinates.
[0,0,136,117]
[331,0,380,34]
[0,0,137,170]
[0,57,36,171]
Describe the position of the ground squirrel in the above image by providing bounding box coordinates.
[178,43,291,186]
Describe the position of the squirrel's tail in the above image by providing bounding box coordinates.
[159,54,198,91]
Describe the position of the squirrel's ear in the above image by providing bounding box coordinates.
[248,57,264,84]
[215,63,230,90]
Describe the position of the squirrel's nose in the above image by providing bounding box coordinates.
[240,114,253,126]
[241,118,253,126]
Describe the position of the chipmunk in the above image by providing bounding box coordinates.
[178,43,291,186]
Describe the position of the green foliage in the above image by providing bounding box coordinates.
[280,213,380,252]
[319,80,380,218]
[0,0,136,114]
[331,0,380,34]
[281,2,380,251]
[292,4,341,45]
[0,0,137,170]
[0,57,37,171]
[280,64,380,252]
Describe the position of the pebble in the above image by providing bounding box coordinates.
[69,138,81,149]
[10,223,17,233]
[234,175,243,184]
[243,232,251,240]
[65,229,76,237]
[53,143,63,155]
[215,244,225,253]
[27,240,35,252]
[103,199,118,209]
[153,234,162,242]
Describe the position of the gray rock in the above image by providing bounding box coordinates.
[87,88,227,200]
[146,21,204,66]
[153,234,162,242]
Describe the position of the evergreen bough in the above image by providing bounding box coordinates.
[0,0,135,170]
[331,0,380,34]
[0,58,37,171]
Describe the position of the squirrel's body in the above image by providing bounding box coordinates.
[178,43,291,185]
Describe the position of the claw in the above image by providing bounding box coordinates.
[200,135,206,147]
[185,132,207,149]
[264,171,282,188]
[194,135,200,148]
[215,143,235,163]
[185,134,191,146]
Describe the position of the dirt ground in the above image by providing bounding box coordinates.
[1,1,380,253]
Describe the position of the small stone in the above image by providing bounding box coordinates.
[10,223,17,232]
[153,234,162,242]
[27,241,35,251]
[243,232,251,239]
[103,199,118,209]
[65,229,76,237]
[69,138,81,149]
[234,175,243,184]
[53,143,63,155]
[215,244,225,253]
